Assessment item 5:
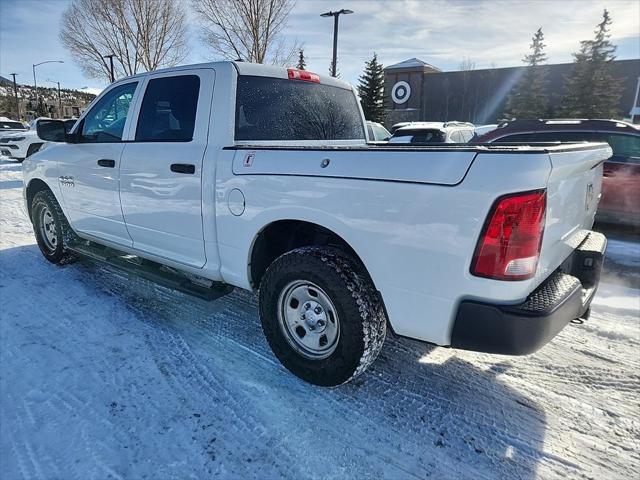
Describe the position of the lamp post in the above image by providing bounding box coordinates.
[32,60,64,116]
[320,9,353,77]
[46,80,63,118]
[103,54,116,83]
[9,73,19,119]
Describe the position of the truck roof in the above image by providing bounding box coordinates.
[116,61,353,91]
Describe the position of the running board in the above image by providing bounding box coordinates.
[69,241,234,301]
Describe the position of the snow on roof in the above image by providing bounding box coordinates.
[385,58,441,71]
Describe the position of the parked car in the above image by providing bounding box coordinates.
[28,62,608,386]
[0,117,77,162]
[389,121,411,134]
[473,124,498,138]
[0,117,28,134]
[388,121,476,144]
[366,121,390,142]
[476,119,640,227]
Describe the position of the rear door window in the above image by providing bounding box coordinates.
[136,75,200,142]
[235,76,365,141]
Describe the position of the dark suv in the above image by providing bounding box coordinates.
[475,119,640,227]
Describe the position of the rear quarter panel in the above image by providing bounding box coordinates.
[216,149,553,345]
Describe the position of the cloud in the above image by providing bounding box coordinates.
[1,0,638,90]
[287,0,640,84]
[0,0,107,92]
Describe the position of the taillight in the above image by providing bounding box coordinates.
[471,190,546,281]
[287,69,320,83]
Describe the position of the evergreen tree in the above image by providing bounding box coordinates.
[560,9,624,118]
[36,96,49,117]
[296,50,306,70]
[504,28,549,119]
[357,53,385,123]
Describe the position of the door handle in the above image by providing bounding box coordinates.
[97,159,115,168]
[171,163,195,174]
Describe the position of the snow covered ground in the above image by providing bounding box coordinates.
[1,159,638,479]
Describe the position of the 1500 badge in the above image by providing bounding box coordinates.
[59,175,74,187]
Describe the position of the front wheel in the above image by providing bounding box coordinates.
[259,247,387,386]
[31,190,77,265]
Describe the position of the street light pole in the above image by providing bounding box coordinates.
[32,60,64,116]
[320,9,353,77]
[47,80,63,118]
[9,73,19,119]
[103,54,116,83]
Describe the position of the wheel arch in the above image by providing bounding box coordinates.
[248,219,377,293]
[25,178,57,220]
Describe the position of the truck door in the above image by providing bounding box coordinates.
[57,81,140,247]
[119,69,214,268]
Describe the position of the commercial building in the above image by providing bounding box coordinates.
[384,58,640,126]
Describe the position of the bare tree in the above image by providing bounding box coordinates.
[459,57,476,71]
[60,0,188,81]
[193,0,299,65]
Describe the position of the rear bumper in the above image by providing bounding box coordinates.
[451,231,606,355]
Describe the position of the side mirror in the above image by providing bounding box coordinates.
[36,119,68,143]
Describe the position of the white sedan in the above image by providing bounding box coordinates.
[0,118,76,162]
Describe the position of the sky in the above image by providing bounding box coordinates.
[0,0,638,94]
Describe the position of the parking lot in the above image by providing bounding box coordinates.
[1,158,639,479]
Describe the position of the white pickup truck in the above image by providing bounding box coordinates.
[25,62,608,386]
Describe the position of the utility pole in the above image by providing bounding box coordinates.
[57,81,62,117]
[320,9,353,77]
[103,54,116,83]
[9,73,19,120]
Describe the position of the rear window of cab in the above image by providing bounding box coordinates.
[235,75,365,141]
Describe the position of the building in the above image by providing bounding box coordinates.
[384,58,640,126]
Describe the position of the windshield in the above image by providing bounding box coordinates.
[389,129,446,144]
[0,121,26,131]
[235,75,365,141]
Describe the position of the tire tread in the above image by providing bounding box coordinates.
[259,246,387,386]
[31,189,79,265]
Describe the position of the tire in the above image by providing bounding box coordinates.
[259,246,387,386]
[26,143,43,158]
[31,189,78,265]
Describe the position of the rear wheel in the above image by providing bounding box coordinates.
[259,246,387,386]
[31,190,77,265]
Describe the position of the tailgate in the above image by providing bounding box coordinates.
[537,143,612,282]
